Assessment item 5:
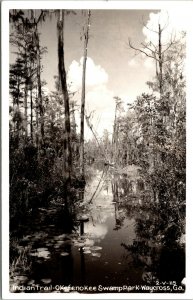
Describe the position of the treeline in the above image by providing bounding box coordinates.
[9,10,186,236]
[88,24,186,234]
[9,9,90,227]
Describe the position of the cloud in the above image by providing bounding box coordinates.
[68,57,108,90]
[68,58,114,140]
[128,57,154,71]
[128,58,138,67]
[143,58,154,70]
[84,223,108,240]
[84,85,115,139]
[143,9,189,45]
[68,57,115,139]
[86,84,114,112]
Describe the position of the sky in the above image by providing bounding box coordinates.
[10,8,189,140]
[39,9,157,139]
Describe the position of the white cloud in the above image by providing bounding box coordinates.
[68,57,108,90]
[143,58,154,70]
[68,58,110,139]
[128,57,155,71]
[68,59,114,140]
[84,85,115,139]
[128,58,138,67]
[143,9,189,45]
[86,84,114,112]
[84,223,108,240]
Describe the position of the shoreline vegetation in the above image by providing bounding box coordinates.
[9,9,185,292]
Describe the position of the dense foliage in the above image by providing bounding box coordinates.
[9,10,185,242]
[9,10,81,228]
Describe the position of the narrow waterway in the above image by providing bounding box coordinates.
[10,164,185,293]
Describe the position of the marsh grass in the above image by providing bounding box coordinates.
[10,237,32,284]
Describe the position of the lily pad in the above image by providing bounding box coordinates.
[41,278,52,284]
[91,246,102,251]
[28,279,35,285]
[91,252,101,258]
[60,252,69,256]
[56,240,65,245]
[83,250,91,254]
[15,275,28,282]
[46,242,52,247]
[82,246,90,251]
[54,234,66,240]
[73,241,85,247]
[30,249,50,259]
[77,214,89,221]
[37,247,48,252]
[84,239,94,246]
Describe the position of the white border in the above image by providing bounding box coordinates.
[2,1,193,299]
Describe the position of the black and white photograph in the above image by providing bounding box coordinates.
[1,1,193,298]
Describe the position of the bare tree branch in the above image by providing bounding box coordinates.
[158,12,169,33]
[128,39,158,61]
[142,19,159,34]
[140,42,159,60]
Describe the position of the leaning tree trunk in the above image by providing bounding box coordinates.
[57,9,72,183]
[80,10,91,181]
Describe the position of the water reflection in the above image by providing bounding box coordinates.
[119,174,185,287]
[10,164,185,292]
[112,178,125,230]
[84,223,108,240]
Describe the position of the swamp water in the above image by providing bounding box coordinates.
[10,165,185,293]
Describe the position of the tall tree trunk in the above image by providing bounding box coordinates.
[32,10,44,146]
[16,77,20,146]
[24,50,28,139]
[35,86,39,149]
[158,24,163,96]
[158,24,165,164]
[71,101,76,136]
[34,28,44,146]
[30,84,33,142]
[57,9,72,183]
[112,106,117,162]
[24,83,28,138]
[80,10,91,180]
[12,95,15,135]
[112,97,121,163]
[71,101,78,156]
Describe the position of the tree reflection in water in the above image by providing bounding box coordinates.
[54,169,185,289]
[11,166,185,291]
[115,172,185,286]
[112,176,125,230]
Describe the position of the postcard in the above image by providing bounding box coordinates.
[1,1,193,299]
